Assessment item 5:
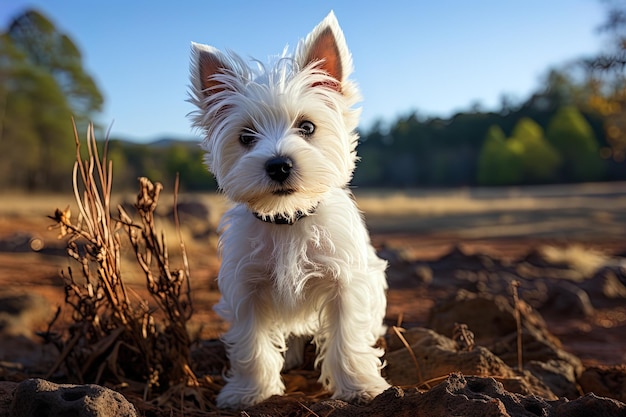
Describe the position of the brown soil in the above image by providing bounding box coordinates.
[1,185,626,416]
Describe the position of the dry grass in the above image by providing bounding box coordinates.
[354,184,626,217]
[45,123,217,411]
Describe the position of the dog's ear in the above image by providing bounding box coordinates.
[190,42,231,98]
[298,11,352,92]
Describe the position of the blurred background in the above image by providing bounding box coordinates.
[1,0,625,193]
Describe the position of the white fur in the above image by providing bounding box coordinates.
[189,11,389,409]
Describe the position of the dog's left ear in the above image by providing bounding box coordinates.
[298,11,352,92]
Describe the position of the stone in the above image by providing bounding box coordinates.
[0,291,52,338]
[579,365,626,403]
[10,379,137,417]
[552,393,626,417]
[582,267,626,301]
[541,280,595,318]
[251,375,626,417]
[384,327,556,399]
[525,359,580,399]
[427,290,556,346]
[0,382,18,417]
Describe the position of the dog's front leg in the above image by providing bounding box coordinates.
[217,294,285,409]
[317,280,390,403]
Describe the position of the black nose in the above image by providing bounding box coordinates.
[265,156,293,183]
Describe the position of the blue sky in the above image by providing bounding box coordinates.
[2,1,606,142]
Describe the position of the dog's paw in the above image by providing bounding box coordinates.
[216,380,284,409]
[332,380,391,405]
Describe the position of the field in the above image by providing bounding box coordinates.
[1,182,626,415]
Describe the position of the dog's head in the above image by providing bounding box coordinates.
[189,12,360,222]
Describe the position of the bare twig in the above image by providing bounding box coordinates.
[511,280,523,371]
[47,122,206,407]
[392,326,428,389]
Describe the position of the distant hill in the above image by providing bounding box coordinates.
[148,137,201,148]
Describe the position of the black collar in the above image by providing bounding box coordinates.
[253,207,316,225]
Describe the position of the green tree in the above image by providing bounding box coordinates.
[546,106,605,181]
[477,125,523,185]
[509,117,561,183]
[165,143,216,191]
[511,117,543,141]
[7,9,103,126]
[571,1,626,161]
[0,33,75,190]
[0,9,104,191]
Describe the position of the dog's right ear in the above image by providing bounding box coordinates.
[190,42,231,98]
[297,11,353,93]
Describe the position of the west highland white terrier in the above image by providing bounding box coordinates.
[189,11,390,409]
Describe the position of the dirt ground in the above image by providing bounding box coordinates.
[1,183,626,415]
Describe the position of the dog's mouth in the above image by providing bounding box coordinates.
[272,189,295,196]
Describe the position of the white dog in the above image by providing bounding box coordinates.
[189,11,390,409]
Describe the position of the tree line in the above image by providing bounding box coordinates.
[354,95,612,188]
[2,7,626,192]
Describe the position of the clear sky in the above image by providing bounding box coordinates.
[2,1,606,142]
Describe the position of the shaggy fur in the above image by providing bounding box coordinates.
[189,11,389,409]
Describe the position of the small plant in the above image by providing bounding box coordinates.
[452,323,475,352]
[47,123,209,407]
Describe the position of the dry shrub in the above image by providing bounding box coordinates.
[46,123,217,409]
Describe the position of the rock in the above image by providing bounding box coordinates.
[0,334,59,374]
[489,328,583,376]
[243,395,324,417]
[523,245,606,279]
[386,261,433,289]
[413,265,433,285]
[434,245,500,272]
[0,382,18,417]
[582,267,626,302]
[423,374,551,416]
[425,290,584,398]
[525,359,580,399]
[386,326,455,352]
[169,200,210,221]
[579,365,626,403]
[244,375,626,417]
[0,291,52,337]
[552,393,626,417]
[311,386,420,417]
[384,327,556,399]
[167,200,215,239]
[381,243,433,289]
[523,247,570,270]
[540,280,595,318]
[0,291,58,373]
[0,232,41,253]
[10,379,137,417]
[428,290,556,346]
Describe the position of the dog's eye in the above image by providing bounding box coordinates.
[298,121,315,138]
[239,129,257,147]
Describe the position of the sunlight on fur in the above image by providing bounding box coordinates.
[189,11,389,409]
